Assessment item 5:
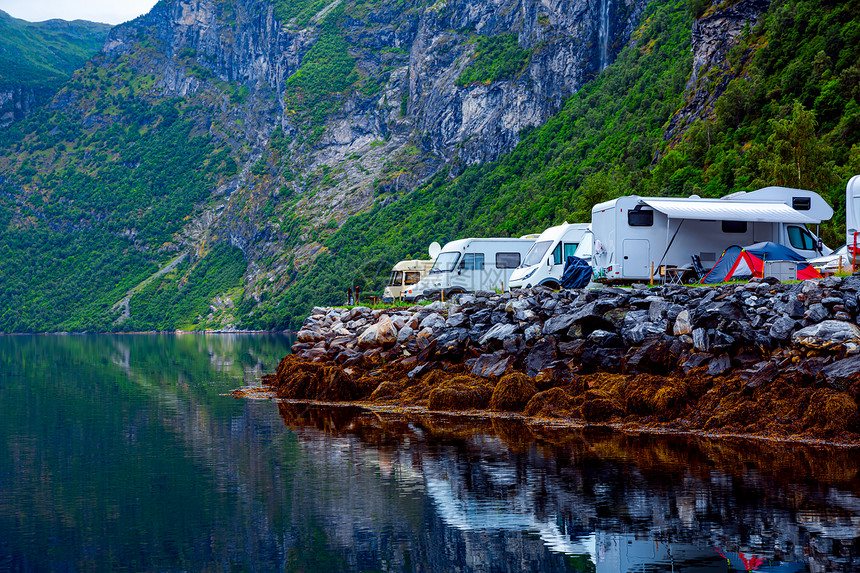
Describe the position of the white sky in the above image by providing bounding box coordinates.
[0,0,159,25]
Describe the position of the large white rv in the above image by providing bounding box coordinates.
[591,187,833,283]
[382,259,435,302]
[402,237,535,301]
[847,175,860,252]
[508,223,591,290]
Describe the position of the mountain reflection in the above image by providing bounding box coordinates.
[277,404,860,572]
[1,335,858,572]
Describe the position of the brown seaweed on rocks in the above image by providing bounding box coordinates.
[489,372,537,411]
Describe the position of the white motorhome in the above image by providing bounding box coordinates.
[382,259,435,302]
[591,187,833,283]
[508,223,591,290]
[402,237,535,301]
[847,174,860,253]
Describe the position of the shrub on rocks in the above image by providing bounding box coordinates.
[490,372,537,411]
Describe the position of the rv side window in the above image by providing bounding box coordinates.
[792,197,811,210]
[563,243,578,260]
[388,271,403,286]
[404,271,422,285]
[787,226,816,250]
[628,208,653,227]
[552,244,563,265]
[496,252,521,269]
[722,220,748,233]
[459,253,485,271]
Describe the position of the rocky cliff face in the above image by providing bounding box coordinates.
[80,0,651,318]
[663,0,770,143]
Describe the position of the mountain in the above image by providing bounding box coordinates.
[0,0,858,332]
[0,10,112,126]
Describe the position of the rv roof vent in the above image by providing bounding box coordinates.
[689,194,701,199]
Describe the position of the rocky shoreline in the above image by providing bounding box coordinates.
[263,277,860,445]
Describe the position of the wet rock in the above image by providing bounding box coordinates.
[648,299,668,322]
[357,316,398,349]
[526,337,558,376]
[768,316,798,341]
[587,329,622,348]
[682,352,712,373]
[792,320,860,350]
[804,303,829,323]
[707,354,732,376]
[419,312,446,331]
[296,328,324,344]
[673,310,692,336]
[396,326,414,345]
[740,361,778,389]
[579,347,624,373]
[446,312,468,328]
[524,324,542,343]
[471,351,513,378]
[624,335,677,375]
[416,327,435,350]
[820,355,860,391]
[479,323,518,348]
[503,334,525,356]
[692,328,709,352]
[435,328,470,359]
[787,298,805,318]
[623,321,667,346]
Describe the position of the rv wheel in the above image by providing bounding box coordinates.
[541,281,560,291]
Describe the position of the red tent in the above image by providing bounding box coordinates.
[701,242,822,283]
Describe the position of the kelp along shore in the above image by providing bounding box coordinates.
[258,276,860,446]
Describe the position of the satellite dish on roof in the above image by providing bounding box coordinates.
[429,241,442,259]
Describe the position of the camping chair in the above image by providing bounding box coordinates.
[690,255,708,282]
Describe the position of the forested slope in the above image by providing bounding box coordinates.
[0,10,111,125]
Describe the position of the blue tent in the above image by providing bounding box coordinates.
[701,242,821,284]
[561,256,592,289]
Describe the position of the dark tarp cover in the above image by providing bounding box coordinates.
[561,256,592,289]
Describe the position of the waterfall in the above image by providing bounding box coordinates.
[598,0,612,71]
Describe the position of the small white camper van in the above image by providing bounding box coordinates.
[591,187,833,283]
[508,223,591,290]
[382,259,435,302]
[402,237,535,301]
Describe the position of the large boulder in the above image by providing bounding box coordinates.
[357,316,398,349]
[471,351,513,378]
[525,337,558,376]
[792,320,860,351]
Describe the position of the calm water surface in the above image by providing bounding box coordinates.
[1,334,858,572]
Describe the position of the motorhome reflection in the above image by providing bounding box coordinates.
[403,237,535,300]
[591,187,833,283]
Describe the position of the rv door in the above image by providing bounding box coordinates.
[622,239,651,279]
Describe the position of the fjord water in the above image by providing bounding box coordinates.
[1,335,858,572]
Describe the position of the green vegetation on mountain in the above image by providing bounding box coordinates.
[257,0,860,330]
[0,92,228,332]
[125,243,248,331]
[0,10,111,119]
[456,34,533,86]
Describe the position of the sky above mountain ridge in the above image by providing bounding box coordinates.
[0,0,157,24]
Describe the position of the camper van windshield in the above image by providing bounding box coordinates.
[431,252,461,273]
[522,241,553,267]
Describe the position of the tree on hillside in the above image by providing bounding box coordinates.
[752,103,838,190]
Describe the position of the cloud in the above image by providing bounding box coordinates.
[0,0,159,24]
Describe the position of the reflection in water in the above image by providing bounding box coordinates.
[277,405,860,572]
[0,334,858,572]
